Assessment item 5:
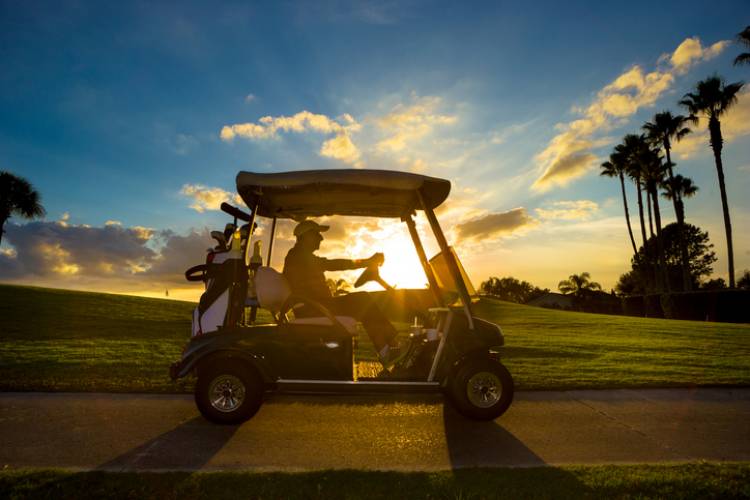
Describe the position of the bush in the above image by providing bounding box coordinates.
[621,290,750,323]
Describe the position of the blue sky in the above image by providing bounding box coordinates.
[1,1,749,299]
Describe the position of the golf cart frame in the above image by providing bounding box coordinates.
[171,169,513,423]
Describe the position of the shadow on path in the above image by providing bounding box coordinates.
[443,402,545,468]
[97,416,238,471]
[443,403,590,492]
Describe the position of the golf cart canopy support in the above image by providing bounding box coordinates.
[236,169,450,219]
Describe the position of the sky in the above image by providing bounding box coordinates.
[1,0,749,301]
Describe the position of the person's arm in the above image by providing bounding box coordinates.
[320,253,383,272]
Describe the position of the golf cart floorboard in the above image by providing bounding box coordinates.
[275,379,441,394]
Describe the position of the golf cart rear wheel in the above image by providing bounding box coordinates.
[448,358,514,420]
[195,360,263,424]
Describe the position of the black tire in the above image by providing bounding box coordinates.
[447,357,514,420]
[195,359,263,424]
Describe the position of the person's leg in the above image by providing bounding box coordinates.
[329,292,398,352]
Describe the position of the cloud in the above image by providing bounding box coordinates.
[455,208,537,241]
[0,219,225,298]
[220,110,362,165]
[533,36,728,191]
[669,38,730,74]
[244,93,256,103]
[535,200,599,220]
[170,133,198,155]
[0,220,156,280]
[180,184,243,212]
[672,89,750,160]
[375,95,457,153]
[534,152,598,189]
[320,133,362,167]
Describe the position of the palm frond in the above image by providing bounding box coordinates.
[734,53,750,66]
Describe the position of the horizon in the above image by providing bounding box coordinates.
[1,1,749,301]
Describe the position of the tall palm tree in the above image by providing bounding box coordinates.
[0,171,45,246]
[680,76,745,288]
[619,135,648,249]
[638,144,670,292]
[735,26,750,66]
[643,111,693,290]
[558,272,602,298]
[600,151,638,257]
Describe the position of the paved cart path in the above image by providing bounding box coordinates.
[1,388,749,471]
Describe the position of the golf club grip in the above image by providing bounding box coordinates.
[220,202,251,222]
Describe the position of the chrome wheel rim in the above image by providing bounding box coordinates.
[466,371,502,408]
[208,374,246,413]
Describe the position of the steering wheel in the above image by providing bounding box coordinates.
[354,255,394,291]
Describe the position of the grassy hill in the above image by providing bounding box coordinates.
[1,284,749,392]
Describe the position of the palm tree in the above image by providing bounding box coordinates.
[618,135,648,249]
[600,152,638,257]
[662,174,698,225]
[680,76,745,288]
[0,171,46,246]
[638,144,670,292]
[735,26,750,66]
[643,111,692,290]
[558,272,602,298]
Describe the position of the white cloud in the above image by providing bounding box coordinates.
[245,93,256,103]
[180,184,243,213]
[220,110,362,166]
[375,95,457,153]
[533,36,728,191]
[669,38,730,74]
[535,200,599,220]
[320,133,363,167]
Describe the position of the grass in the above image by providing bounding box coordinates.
[1,283,749,393]
[0,463,749,499]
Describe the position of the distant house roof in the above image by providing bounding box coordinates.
[526,292,574,308]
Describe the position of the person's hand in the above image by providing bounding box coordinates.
[368,252,385,266]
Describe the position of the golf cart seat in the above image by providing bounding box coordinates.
[254,267,358,334]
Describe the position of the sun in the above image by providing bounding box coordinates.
[378,234,429,289]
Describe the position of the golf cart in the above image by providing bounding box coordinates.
[171,169,514,424]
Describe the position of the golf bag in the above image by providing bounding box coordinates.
[184,225,250,337]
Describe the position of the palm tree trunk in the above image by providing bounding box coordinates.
[664,145,692,292]
[646,189,654,238]
[634,177,650,291]
[619,172,638,257]
[635,178,647,247]
[651,184,670,293]
[709,117,735,288]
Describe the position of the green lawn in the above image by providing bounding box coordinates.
[0,284,749,392]
[1,464,749,499]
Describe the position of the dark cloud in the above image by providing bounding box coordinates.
[455,208,537,240]
[0,221,155,279]
[0,220,217,288]
[146,229,214,279]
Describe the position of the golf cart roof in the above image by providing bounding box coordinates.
[236,169,451,219]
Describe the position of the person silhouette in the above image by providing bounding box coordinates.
[283,220,400,365]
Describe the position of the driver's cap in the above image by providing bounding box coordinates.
[293,219,330,238]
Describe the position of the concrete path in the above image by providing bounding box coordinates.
[1,388,749,471]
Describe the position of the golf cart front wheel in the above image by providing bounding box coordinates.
[448,358,514,420]
[195,360,263,424]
